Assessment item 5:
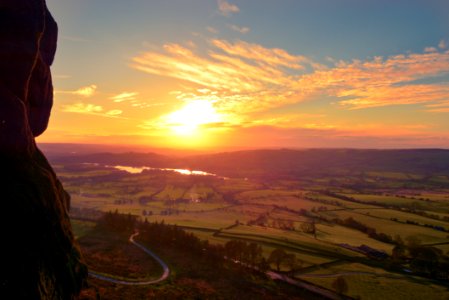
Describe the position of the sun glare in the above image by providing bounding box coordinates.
[165,100,222,136]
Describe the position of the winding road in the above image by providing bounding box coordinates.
[88,232,170,285]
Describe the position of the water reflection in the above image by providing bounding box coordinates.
[110,165,217,177]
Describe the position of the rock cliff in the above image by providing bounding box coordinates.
[0,0,87,298]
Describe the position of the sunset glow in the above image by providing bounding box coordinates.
[164,101,223,136]
[40,0,449,149]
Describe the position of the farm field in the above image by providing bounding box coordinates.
[56,156,449,300]
[352,208,449,229]
[143,210,252,229]
[320,209,449,244]
[183,228,333,267]
[341,193,428,207]
[297,263,449,300]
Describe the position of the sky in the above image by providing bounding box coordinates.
[39,0,449,150]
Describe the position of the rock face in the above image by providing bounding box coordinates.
[0,0,87,298]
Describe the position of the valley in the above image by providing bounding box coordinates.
[49,148,449,299]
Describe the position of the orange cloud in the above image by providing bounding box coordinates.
[425,100,449,113]
[110,92,138,103]
[62,103,124,118]
[131,40,317,114]
[132,40,449,114]
[297,50,449,109]
[55,84,97,97]
[211,39,309,70]
[62,103,102,114]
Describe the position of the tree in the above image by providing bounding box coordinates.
[409,246,442,275]
[258,257,270,273]
[224,240,246,261]
[284,254,303,276]
[300,220,316,238]
[391,245,406,263]
[332,276,348,295]
[248,242,263,265]
[268,248,287,271]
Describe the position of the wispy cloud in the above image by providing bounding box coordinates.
[62,103,124,118]
[62,103,103,114]
[217,0,239,16]
[74,85,98,97]
[427,107,449,113]
[206,26,219,34]
[305,51,449,109]
[439,39,447,49]
[227,24,250,34]
[131,39,317,113]
[211,39,311,69]
[425,100,449,113]
[109,92,163,109]
[106,109,123,116]
[55,85,97,97]
[110,92,138,103]
[131,40,449,113]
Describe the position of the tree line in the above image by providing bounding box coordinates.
[96,211,304,276]
[391,236,449,280]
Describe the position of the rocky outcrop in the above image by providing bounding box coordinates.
[0,0,87,298]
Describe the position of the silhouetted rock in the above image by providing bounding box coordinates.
[0,0,87,299]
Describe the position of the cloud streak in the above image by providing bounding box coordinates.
[63,103,102,114]
[227,24,250,34]
[206,26,219,34]
[217,0,239,16]
[110,92,138,103]
[62,103,124,118]
[131,40,315,113]
[131,40,449,113]
[303,51,449,109]
[55,85,98,97]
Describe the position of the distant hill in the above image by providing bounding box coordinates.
[183,149,449,176]
[48,152,173,168]
[38,143,217,157]
[46,148,449,178]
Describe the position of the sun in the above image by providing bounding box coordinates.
[165,100,222,136]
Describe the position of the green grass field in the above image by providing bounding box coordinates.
[153,184,187,201]
[321,209,449,244]
[343,193,422,206]
[352,208,449,229]
[298,263,449,300]
[315,223,394,253]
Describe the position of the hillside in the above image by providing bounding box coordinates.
[46,147,449,179]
